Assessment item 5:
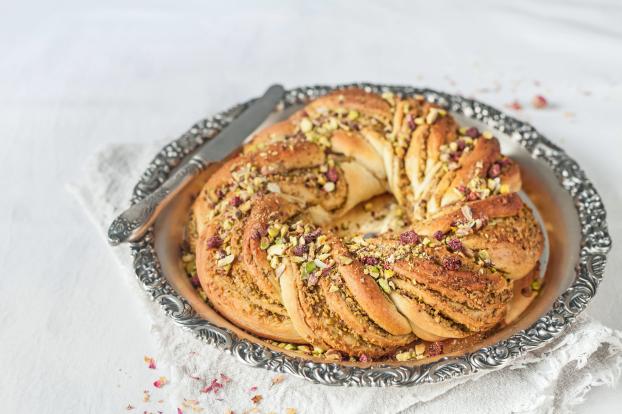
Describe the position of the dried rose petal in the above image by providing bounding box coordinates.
[532,95,548,109]
[220,373,232,383]
[450,152,461,162]
[467,191,479,201]
[191,276,200,288]
[153,376,168,388]
[433,230,445,241]
[177,409,183,414]
[206,236,223,249]
[249,386,258,392]
[361,256,380,266]
[465,127,479,138]
[292,244,309,256]
[399,230,420,245]
[406,114,416,130]
[442,256,461,271]
[447,238,462,252]
[229,196,242,207]
[303,228,321,243]
[201,378,223,394]
[325,168,339,183]
[427,341,444,357]
[456,139,466,151]
[488,163,501,178]
[143,356,157,370]
[456,184,468,195]
[521,286,533,297]
[359,354,369,362]
[508,100,522,110]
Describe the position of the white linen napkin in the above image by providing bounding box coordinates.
[68,141,622,414]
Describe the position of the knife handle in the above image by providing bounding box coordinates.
[107,156,206,245]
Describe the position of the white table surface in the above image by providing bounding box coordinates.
[1,0,621,412]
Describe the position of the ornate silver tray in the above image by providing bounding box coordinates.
[126,83,611,386]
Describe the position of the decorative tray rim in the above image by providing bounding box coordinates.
[125,83,611,386]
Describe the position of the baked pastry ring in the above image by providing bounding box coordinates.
[189,88,544,358]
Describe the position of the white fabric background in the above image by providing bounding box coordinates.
[1,0,621,412]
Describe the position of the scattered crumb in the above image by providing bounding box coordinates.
[143,390,151,402]
[563,112,575,119]
[182,399,204,413]
[126,404,135,410]
[271,374,285,387]
[251,395,263,405]
[286,409,297,414]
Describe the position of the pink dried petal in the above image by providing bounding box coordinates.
[191,276,200,288]
[229,196,242,207]
[143,356,157,369]
[447,239,462,252]
[201,378,223,394]
[442,256,462,271]
[325,168,339,183]
[220,373,232,383]
[465,127,479,138]
[532,95,548,109]
[359,354,369,362]
[361,256,379,265]
[303,228,321,243]
[177,409,183,414]
[249,386,258,392]
[433,230,445,241]
[399,230,419,245]
[292,244,309,256]
[488,163,501,178]
[206,236,223,249]
[153,376,168,388]
[508,100,522,110]
[427,341,444,357]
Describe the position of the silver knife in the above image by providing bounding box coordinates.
[107,84,285,245]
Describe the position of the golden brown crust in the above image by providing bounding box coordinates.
[189,88,545,358]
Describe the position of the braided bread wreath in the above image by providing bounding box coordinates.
[185,88,545,362]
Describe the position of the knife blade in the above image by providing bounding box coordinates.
[107,84,285,245]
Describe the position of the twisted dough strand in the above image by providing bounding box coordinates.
[190,88,544,358]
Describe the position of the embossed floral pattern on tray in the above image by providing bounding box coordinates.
[126,84,611,386]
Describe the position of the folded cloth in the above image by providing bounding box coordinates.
[68,141,622,414]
